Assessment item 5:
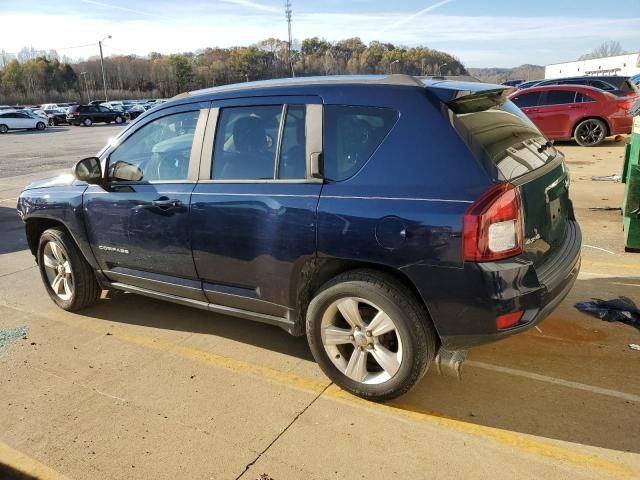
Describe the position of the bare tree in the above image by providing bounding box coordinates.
[579,41,625,60]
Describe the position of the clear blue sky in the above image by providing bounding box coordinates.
[1,0,639,67]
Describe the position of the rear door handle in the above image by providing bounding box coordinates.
[152,197,182,209]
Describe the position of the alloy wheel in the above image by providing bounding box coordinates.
[576,120,605,146]
[42,241,74,301]
[320,297,403,384]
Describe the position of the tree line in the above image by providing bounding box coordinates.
[0,37,465,105]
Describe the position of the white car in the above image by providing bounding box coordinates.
[0,110,47,133]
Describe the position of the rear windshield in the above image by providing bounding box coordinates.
[451,100,556,181]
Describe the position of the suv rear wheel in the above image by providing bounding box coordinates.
[306,270,437,401]
[37,228,101,311]
[83,118,93,127]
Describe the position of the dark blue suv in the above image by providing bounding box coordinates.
[17,75,581,401]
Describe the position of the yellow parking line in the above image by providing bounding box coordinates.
[103,327,636,479]
[0,440,69,480]
[4,304,637,479]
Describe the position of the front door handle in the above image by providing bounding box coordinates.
[526,108,539,113]
[152,197,182,209]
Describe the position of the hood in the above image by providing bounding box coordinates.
[23,173,81,190]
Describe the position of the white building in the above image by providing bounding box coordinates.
[545,52,640,79]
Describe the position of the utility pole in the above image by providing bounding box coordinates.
[99,35,111,101]
[80,72,90,103]
[285,0,294,77]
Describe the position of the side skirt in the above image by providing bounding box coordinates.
[102,280,297,334]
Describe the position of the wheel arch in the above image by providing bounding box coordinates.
[24,217,98,270]
[572,116,611,137]
[290,257,438,339]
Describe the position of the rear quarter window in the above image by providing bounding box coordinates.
[323,106,398,181]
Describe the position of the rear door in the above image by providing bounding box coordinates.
[84,103,210,300]
[190,96,323,319]
[535,90,579,138]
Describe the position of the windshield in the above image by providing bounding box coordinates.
[451,100,557,181]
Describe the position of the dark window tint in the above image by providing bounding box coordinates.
[511,92,540,108]
[108,110,199,182]
[212,105,282,180]
[575,92,595,103]
[541,90,576,105]
[278,105,306,179]
[588,80,614,91]
[323,106,398,181]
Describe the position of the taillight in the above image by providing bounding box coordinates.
[496,311,523,330]
[463,183,523,262]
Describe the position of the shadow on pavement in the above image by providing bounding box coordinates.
[0,207,28,254]
[400,274,640,454]
[0,463,38,480]
[82,290,314,361]
[80,274,640,454]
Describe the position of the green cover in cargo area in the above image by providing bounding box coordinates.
[623,121,640,251]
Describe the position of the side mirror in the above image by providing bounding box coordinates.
[73,157,102,184]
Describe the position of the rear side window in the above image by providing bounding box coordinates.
[323,106,398,181]
[511,92,540,108]
[541,90,576,105]
[575,92,595,103]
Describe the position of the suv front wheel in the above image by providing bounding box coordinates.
[37,228,101,311]
[306,270,437,401]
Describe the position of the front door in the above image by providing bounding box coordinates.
[190,97,323,319]
[84,105,209,301]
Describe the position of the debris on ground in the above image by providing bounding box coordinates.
[588,207,622,211]
[575,297,640,330]
[0,326,28,353]
[257,475,274,480]
[630,344,640,351]
[591,174,622,182]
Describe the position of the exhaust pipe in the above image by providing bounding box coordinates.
[434,348,466,379]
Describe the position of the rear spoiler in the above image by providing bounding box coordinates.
[421,79,515,114]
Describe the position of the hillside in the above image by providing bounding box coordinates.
[468,64,545,84]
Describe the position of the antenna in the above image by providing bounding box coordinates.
[285,0,294,77]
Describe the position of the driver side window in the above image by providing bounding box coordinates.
[108,110,199,182]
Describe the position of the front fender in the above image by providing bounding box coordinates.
[18,186,99,269]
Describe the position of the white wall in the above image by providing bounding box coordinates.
[545,53,640,79]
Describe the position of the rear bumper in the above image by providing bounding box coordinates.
[609,115,633,136]
[424,220,581,350]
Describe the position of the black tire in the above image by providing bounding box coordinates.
[83,118,92,127]
[306,269,437,401]
[574,118,607,147]
[37,228,101,311]
[0,124,7,134]
[36,122,46,130]
[115,115,124,124]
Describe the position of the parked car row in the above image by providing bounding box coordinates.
[0,110,48,133]
[503,75,639,146]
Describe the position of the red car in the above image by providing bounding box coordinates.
[509,85,635,146]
